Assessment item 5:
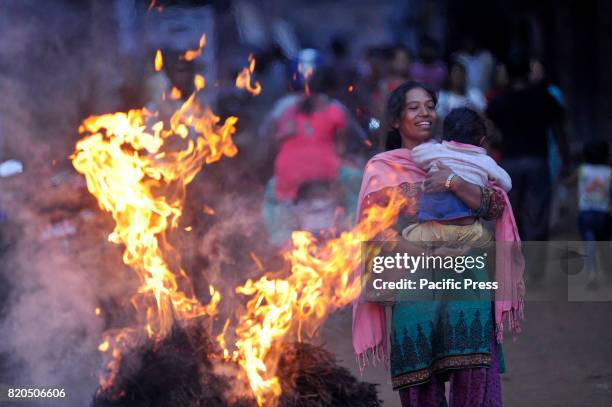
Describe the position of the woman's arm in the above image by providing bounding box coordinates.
[423,161,505,220]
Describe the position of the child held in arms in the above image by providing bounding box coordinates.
[403,107,511,247]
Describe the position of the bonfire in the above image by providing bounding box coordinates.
[73,39,399,406]
[91,321,381,407]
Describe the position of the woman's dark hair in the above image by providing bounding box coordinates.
[298,66,338,114]
[583,140,610,165]
[443,107,486,146]
[385,81,437,150]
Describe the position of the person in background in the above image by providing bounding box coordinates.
[328,36,374,158]
[329,35,359,93]
[258,48,325,148]
[436,59,487,121]
[261,67,363,245]
[575,140,611,288]
[356,47,393,149]
[528,58,566,180]
[454,34,495,95]
[379,45,415,149]
[528,58,570,231]
[485,62,509,102]
[380,45,412,97]
[358,47,389,116]
[253,44,289,112]
[486,50,569,286]
[273,68,346,194]
[408,36,447,91]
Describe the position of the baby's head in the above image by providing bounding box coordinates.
[443,107,486,146]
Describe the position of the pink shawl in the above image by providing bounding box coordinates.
[352,148,524,368]
[491,184,525,342]
[352,149,425,368]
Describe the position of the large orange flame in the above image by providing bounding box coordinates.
[72,46,243,390]
[74,42,400,406]
[73,97,236,337]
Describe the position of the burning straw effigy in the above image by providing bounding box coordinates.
[91,321,381,407]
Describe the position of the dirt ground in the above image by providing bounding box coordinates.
[321,301,612,407]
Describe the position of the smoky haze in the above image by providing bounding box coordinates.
[0,1,135,405]
[0,2,280,405]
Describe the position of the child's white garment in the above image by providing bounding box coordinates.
[412,140,512,192]
[578,164,612,212]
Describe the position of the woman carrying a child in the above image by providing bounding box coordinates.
[353,81,524,406]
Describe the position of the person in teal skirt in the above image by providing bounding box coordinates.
[353,81,522,406]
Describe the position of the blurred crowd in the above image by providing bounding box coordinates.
[136,24,612,288]
[222,37,563,214]
[2,1,609,288]
[208,32,608,287]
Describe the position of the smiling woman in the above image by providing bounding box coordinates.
[394,89,437,148]
[385,82,438,150]
[353,81,510,407]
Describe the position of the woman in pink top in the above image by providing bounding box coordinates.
[273,69,347,201]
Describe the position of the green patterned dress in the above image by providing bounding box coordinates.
[363,181,504,390]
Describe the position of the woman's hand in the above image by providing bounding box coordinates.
[423,161,454,193]
[424,161,485,211]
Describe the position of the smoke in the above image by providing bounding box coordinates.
[0,1,129,404]
[0,2,321,404]
[195,192,270,318]
[0,3,276,405]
